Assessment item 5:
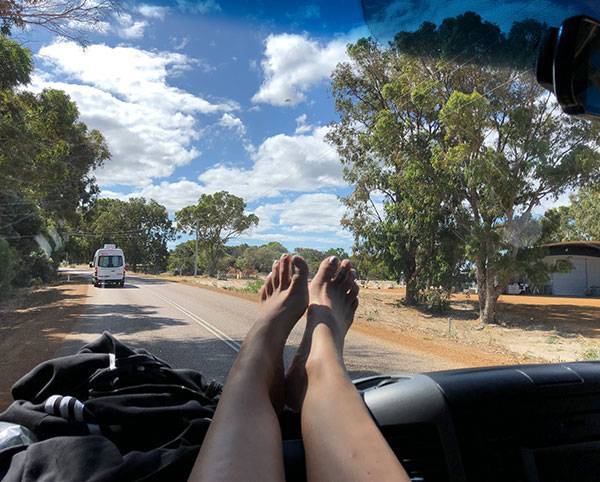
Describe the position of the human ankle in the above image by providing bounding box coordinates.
[305,325,345,376]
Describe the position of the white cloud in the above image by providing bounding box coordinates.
[67,8,162,39]
[218,113,246,136]
[197,126,344,201]
[243,193,351,246]
[34,40,237,187]
[138,4,169,20]
[130,180,206,212]
[294,114,313,134]
[252,33,349,106]
[176,0,221,14]
[115,14,148,39]
[170,36,190,50]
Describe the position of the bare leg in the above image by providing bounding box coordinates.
[188,254,309,482]
[291,257,411,482]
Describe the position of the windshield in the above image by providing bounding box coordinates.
[98,256,123,268]
[1,0,600,398]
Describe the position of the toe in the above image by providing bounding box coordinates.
[334,259,352,285]
[279,254,291,289]
[259,283,267,301]
[290,255,309,287]
[272,259,280,289]
[345,269,359,298]
[265,273,274,296]
[313,256,339,283]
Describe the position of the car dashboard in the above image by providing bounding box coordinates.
[283,362,600,482]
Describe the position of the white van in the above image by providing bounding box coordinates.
[91,244,126,287]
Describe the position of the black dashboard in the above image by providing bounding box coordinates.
[283,362,600,482]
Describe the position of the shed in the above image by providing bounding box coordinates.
[544,241,600,296]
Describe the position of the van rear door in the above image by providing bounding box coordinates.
[97,253,124,280]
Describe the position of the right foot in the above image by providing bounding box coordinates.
[285,257,359,411]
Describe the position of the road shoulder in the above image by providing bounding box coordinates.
[0,277,89,409]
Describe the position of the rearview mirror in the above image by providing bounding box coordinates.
[89,262,93,268]
[537,15,600,119]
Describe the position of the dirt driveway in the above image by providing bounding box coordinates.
[0,279,89,409]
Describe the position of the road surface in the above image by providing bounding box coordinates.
[59,269,453,384]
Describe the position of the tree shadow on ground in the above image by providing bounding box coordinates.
[126,276,171,285]
[497,302,600,339]
[57,302,192,356]
[0,281,89,410]
[403,300,480,321]
[388,294,600,340]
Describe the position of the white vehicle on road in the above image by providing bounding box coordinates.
[91,244,126,287]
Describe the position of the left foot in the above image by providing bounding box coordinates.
[236,254,309,409]
[256,254,309,344]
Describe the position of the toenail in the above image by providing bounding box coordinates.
[328,256,338,264]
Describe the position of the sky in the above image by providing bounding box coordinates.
[21,0,595,251]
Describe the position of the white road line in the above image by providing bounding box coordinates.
[152,291,241,353]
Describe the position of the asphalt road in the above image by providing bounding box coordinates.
[59,269,451,384]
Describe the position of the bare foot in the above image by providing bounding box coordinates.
[238,254,308,412]
[285,257,359,411]
[256,253,309,343]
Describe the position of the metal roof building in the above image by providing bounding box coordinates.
[544,241,600,297]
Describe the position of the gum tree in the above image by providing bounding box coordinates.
[175,192,258,277]
[329,19,600,322]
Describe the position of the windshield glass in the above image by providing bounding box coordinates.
[98,256,123,268]
[1,0,600,396]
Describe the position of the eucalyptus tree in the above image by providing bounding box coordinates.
[175,192,258,277]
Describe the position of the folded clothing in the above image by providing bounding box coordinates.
[0,332,222,481]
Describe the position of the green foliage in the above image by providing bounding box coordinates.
[419,287,451,314]
[0,237,17,296]
[349,248,390,280]
[236,242,287,273]
[294,248,326,277]
[329,19,600,322]
[175,192,259,277]
[69,198,175,272]
[329,38,466,305]
[0,35,32,88]
[166,241,352,279]
[582,347,600,361]
[0,36,110,289]
[168,240,200,275]
[239,279,263,294]
[543,186,600,242]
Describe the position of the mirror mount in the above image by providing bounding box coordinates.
[537,15,600,120]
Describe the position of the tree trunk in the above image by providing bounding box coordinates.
[403,246,418,306]
[476,259,487,313]
[479,265,501,324]
[193,226,199,277]
[205,243,217,277]
[481,279,500,324]
[405,277,418,306]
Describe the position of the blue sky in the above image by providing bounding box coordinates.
[24,0,371,251]
[22,0,592,250]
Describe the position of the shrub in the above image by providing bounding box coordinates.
[420,287,451,313]
[13,248,55,286]
[0,238,17,296]
[240,279,263,294]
